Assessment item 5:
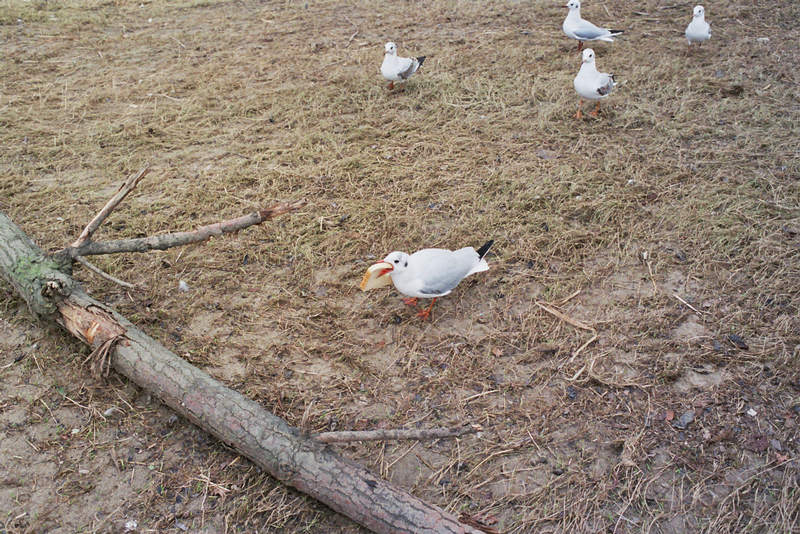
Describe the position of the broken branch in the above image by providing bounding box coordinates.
[63,199,306,259]
[75,257,135,289]
[71,164,151,248]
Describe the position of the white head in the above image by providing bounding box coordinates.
[581,48,595,64]
[693,5,705,18]
[384,42,397,55]
[381,251,410,275]
[566,0,580,11]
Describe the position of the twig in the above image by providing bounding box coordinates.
[346,30,358,47]
[566,331,598,365]
[314,425,479,443]
[535,301,594,331]
[673,293,704,315]
[65,199,306,259]
[459,515,500,534]
[556,288,582,306]
[70,164,151,248]
[75,257,135,289]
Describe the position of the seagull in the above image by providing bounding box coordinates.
[562,0,623,53]
[573,48,616,119]
[360,240,494,319]
[380,42,426,90]
[685,5,711,46]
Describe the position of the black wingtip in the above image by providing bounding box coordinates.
[416,56,426,67]
[476,240,494,259]
[610,29,624,35]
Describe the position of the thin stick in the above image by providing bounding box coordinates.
[314,425,479,444]
[66,199,306,259]
[673,293,704,315]
[75,257,135,289]
[535,301,594,331]
[70,164,151,248]
[565,332,599,366]
[556,288,582,306]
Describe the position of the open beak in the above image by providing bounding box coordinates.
[359,261,394,291]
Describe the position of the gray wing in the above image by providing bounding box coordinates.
[597,73,615,96]
[412,249,476,295]
[398,57,417,79]
[573,20,609,40]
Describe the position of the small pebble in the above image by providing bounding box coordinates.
[124,520,138,532]
[747,408,757,417]
[103,407,118,417]
[178,280,190,292]
[770,439,782,452]
[728,333,749,350]
[675,410,695,429]
[176,521,188,531]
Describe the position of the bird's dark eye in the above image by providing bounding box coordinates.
[394,260,399,264]
[404,262,408,267]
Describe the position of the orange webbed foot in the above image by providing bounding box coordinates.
[403,297,418,307]
[415,298,437,320]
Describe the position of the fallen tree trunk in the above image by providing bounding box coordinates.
[0,211,482,534]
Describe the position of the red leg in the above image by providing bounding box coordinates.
[387,81,394,90]
[416,298,437,320]
[589,101,600,117]
[575,99,583,119]
[402,297,418,307]
[577,41,584,53]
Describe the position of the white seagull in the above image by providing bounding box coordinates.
[360,240,494,319]
[573,48,616,119]
[685,5,711,46]
[562,0,623,53]
[380,42,426,90]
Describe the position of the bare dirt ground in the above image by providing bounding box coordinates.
[1,0,799,532]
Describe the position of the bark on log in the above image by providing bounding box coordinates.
[0,211,481,534]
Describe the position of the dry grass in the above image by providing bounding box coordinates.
[1,0,799,532]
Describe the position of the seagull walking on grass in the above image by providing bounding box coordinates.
[380,42,425,90]
[573,48,616,119]
[562,0,623,52]
[360,240,494,319]
[685,5,711,46]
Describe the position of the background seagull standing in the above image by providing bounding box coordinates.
[360,240,494,319]
[380,42,425,90]
[573,48,616,119]
[685,5,711,46]
[562,0,623,52]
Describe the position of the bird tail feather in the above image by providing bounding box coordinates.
[476,240,494,260]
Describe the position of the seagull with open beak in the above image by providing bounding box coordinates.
[360,240,494,319]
